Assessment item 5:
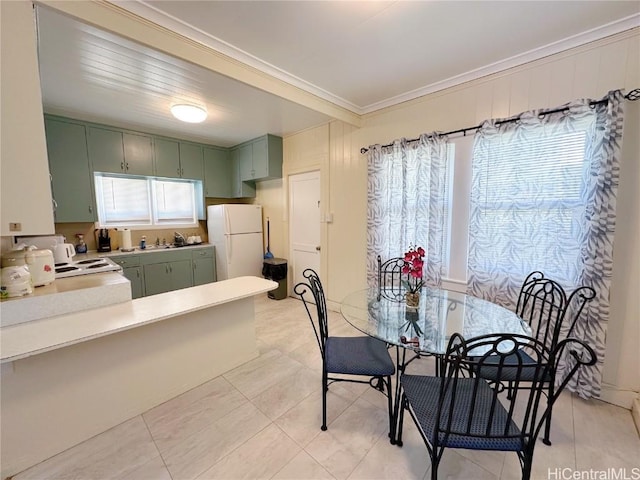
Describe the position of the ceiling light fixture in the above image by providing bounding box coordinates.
[170,104,207,123]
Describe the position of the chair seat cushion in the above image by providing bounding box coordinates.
[325,336,395,376]
[474,349,552,383]
[401,374,523,451]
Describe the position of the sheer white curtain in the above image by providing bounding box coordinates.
[366,134,450,288]
[466,90,625,398]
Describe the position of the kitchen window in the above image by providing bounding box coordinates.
[94,173,199,228]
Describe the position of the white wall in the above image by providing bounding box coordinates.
[282,29,640,407]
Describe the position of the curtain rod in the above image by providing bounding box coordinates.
[359,89,639,155]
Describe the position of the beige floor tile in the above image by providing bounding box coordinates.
[224,350,305,399]
[305,398,390,479]
[143,376,248,454]
[573,395,640,471]
[14,416,159,480]
[161,402,271,480]
[196,424,300,479]
[250,365,319,420]
[348,419,429,480]
[120,455,172,480]
[435,450,499,480]
[273,450,336,480]
[275,384,358,447]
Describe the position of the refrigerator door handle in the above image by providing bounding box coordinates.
[224,208,231,235]
[226,234,232,261]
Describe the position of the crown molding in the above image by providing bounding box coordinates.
[361,14,640,114]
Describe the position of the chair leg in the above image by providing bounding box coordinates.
[321,370,328,431]
[396,394,406,447]
[543,389,553,445]
[385,375,395,444]
[431,455,440,480]
[521,451,533,480]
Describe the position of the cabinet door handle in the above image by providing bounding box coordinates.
[125,162,130,171]
[52,199,57,212]
[88,205,93,213]
[169,265,173,273]
[136,269,140,278]
[193,263,197,270]
[181,168,184,176]
[121,162,125,170]
[177,168,181,176]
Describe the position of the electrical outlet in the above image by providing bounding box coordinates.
[9,223,22,232]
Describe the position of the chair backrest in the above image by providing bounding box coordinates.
[436,333,596,451]
[293,268,329,358]
[377,255,407,302]
[516,271,595,352]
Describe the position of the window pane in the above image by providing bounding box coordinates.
[153,179,196,224]
[95,175,151,225]
[469,118,591,284]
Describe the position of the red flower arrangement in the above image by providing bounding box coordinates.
[402,245,425,294]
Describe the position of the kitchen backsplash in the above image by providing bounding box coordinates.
[54,222,209,252]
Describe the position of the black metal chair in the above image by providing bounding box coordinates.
[294,268,396,437]
[494,272,596,445]
[377,255,406,302]
[397,333,596,480]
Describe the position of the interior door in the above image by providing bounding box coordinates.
[289,170,321,295]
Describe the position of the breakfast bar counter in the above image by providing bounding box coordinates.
[0,276,277,478]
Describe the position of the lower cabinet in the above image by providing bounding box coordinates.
[192,247,216,285]
[122,266,145,299]
[110,246,215,298]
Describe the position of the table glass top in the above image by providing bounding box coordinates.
[340,287,531,355]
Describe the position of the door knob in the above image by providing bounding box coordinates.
[316,246,321,251]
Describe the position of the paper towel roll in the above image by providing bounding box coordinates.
[119,229,132,251]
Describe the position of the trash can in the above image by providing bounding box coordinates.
[262,258,288,300]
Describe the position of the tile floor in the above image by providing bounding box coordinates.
[13,295,640,480]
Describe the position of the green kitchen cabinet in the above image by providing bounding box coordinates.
[123,133,154,175]
[192,247,216,285]
[154,139,203,181]
[154,137,181,178]
[144,259,192,296]
[230,148,256,198]
[179,143,204,181]
[110,254,144,298]
[87,127,153,176]
[87,126,125,174]
[45,117,97,222]
[203,147,232,198]
[122,266,145,299]
[238,134,282,181]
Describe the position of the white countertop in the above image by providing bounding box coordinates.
[0,276,277,364]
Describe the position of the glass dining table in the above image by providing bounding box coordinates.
[340,286,532,445]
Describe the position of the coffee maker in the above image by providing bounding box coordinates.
[97,228,112,252]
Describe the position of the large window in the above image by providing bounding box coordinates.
[467,116,592,286]
[94,174,200,228]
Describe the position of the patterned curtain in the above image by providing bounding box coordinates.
[366,134,450,288]
[466,90,625,399]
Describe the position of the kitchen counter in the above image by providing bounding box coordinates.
[0,272,131,327]
[85,242,213,258]
[0,275,276,363]
[1,276,278,477]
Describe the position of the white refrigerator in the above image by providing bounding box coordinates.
[207,204,264,280]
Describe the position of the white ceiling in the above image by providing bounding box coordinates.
[36,1,639,147]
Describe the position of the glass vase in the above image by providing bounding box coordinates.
[405,291,420,308]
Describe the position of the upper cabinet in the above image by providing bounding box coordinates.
[203,147,231,198]
[230,148,256,198]
[123,133,153,175]
[154,139,203,181]
[238,134,283,182]
[87,127,153,176]
[154,138,180,178]
[179,143,204,181]
[1,1,54,236]
[45,117,96,223]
